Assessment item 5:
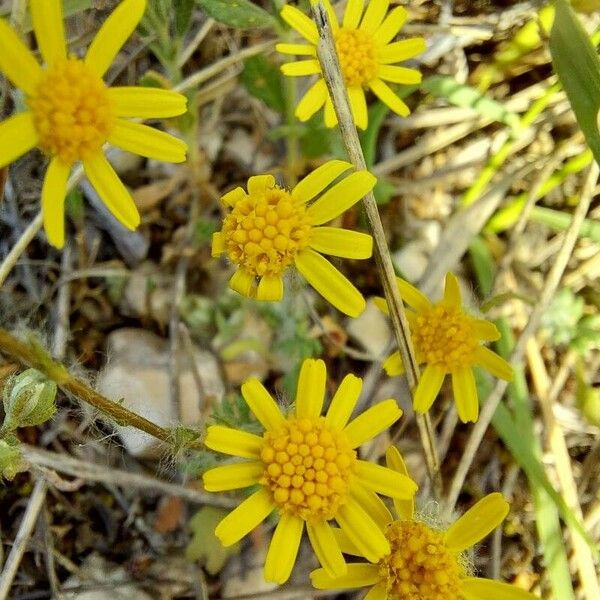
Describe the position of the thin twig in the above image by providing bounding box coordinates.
[0,478,48,599]
[445,162,600,513]
[310,2,440,492]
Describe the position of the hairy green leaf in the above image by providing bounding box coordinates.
[196,0,274,29]
[241,55,286,114]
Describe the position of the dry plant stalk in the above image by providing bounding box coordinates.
[309,2,441,492]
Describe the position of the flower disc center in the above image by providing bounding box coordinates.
[380,521,462,600]
[335,28,378,87]
[260,417,356,521]
[222,186,312,278]
[29,57,114,164]
[413,304,478,370]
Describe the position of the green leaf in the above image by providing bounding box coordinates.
[422,76,520,129]
[360,102,390,168]
[186,507,239,574]
[550,0,600,166]
[241,55,286,114]
[299,116,333,158]
[196,0,274,28]
[175,0,195,36]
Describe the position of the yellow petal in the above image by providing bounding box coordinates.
[296,78,328,121]
[204,425,263,458]
[385,446,414,519]
[472,319,501,341]
[373,6,407,46]
[348,86,368,129]
[83,153,140,230]
[321,0,340,31]
[343,398,402,448]
[336,497,389,563]
[443,272,462,306]
[474,346,513,381]
[444,493,509,552]
[241,378,285,431]
[294,249,366,317]
[306,170,377,224]
[256,274,284,301]
[452,367,479,423]
[215,488,274,546]
[221,186,246,206]
[295,358,327,419]
[359,0,388,34]
[343,0,365,29]
[312,563,380,590]
[413,364,446,413]
[395,276,431,311]
[280,5,319,44]
[379,38,427,64]
[355,460,418,500]
[203,461,263,491]
[229,269,255,297]
[350,484,393,529]
[108,119,187,163]
[281,59,321,77]
[325,373,362,430]
[276,42,317,56]
[383,351,404,376]
[212,231,225,257]
[264,513,304,584]
[0,19,42,94]
[292,159,352,203]
[309,227,373,259]
[306,521,347,578]
[30,0,66,66]
[378,64,422,84]
[462,577,539,600]
[332,527,362,555]
[41,157,70,249]
[247,174,275,195]
[374,296,389,315]
[369,78,410,117]
[0,112,38,169]
[364,582,388,600]
[108,87,187,118]
[85,0,146,77]
[324,95,338,128]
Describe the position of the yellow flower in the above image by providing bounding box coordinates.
[376,273,513,423]
[202,359,417,584]
[212,160,375,317]
[277,0,425,129]
[312,447,539,600]
[0,0,187,248]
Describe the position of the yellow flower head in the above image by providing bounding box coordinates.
[377,273,513,423]
[212,160,376,317]
[202,359,417,584]
[312,447,539,600]
[0,0,188,248]
[277,0,425,129]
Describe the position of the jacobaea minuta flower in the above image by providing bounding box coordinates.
[0,0,187,248]
[376,273,512,423]
[212,160,375,317]
[202,358,417,584]
[312,446,539,600]
[277,0,425,129]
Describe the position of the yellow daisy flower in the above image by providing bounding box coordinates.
[212,160,375,317]
[312,446,539,600]
[0,0,187,248]
[202,358,417,584]
[376,273,513,423]
[277,0,425,129]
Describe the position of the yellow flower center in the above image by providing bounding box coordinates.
[28,57,114,164]
[260,417,356,521]
[412,304,478,370]
[222,186,312,278]
[380,521,463,600]
[335,28,379,87]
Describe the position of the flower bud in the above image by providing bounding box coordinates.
[2,369,57,432]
